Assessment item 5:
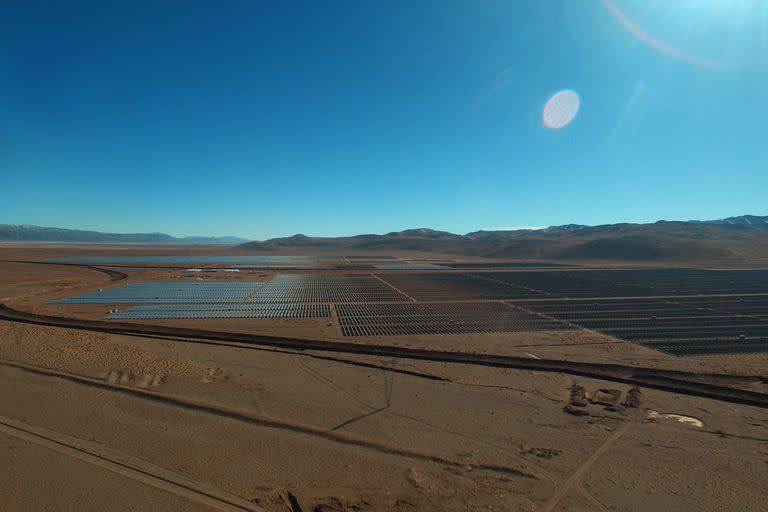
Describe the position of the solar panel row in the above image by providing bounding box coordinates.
[676,296,768,319]
[441,262,568,268]
[248,274,409,303]
[374,264,448,270]
[51,281,263,304]
[377,269,768,301]
[230,264,376,270]
[520,298,768,355]
[378,273,541,300]
[49,255,400,263]
[643,338,768,356]
[107,303,331,319]
[485,269,768,297]
[336,302,567,336]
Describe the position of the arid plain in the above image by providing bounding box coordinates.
[0,244,766,511]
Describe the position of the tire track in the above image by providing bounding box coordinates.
[577,479,611,512]
[288,355,557,483]
[538,420,635,512]
[0,359,536,479]
[0,415,261,512]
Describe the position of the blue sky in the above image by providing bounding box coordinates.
[2,1,767,239]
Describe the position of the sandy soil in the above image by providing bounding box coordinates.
[0,320,201,378]
[0,322,766,511]
[0,245,766,511]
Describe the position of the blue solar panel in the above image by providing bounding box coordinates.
[51,281,262,304]
[47,255,400,263]
[107,303,331,319]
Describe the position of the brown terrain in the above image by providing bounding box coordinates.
[0,243,766,511]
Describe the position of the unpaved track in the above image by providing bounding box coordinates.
[538,420,636,512]
[0,415,262,512]
[2,304,766,408]
[0,260,129,281]
[0,358,537,479]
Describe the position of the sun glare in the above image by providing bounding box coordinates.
[542,90,580,130]
[601,0,768,69]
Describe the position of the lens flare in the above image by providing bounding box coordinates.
[601,0,767,69]
[542,90,580,130]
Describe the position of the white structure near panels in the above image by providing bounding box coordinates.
[107,303,331,319]
[51,281,263,304]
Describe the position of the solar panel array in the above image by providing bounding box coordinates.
[248,274,409,303]
[642,338,768,356]
[107,303,330,319]
[336,302,568,336]
[481,269,768,298]
[48,266,768,356]
[378,273,543,300]
[520,298,768,356]
[677,295,768,319]
[230,264,376,270]
[478,271,654,298]
[49,255,399,264]
[442,262,568,268]
[52,281,262,304]
[374,264,448,270]
[601,269,768,295]
[345,256,399,261]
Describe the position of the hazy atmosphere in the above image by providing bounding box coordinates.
[3,1,767,238]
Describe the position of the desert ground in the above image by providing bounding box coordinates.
[0,244,766,511]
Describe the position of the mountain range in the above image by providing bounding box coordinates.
[237,215,768,261]
[0,225,248,245]
[3,216,768,261]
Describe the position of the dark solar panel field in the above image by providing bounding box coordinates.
[601,269,768,295]
[642,338,768,356]
[519,298,768,356]
[441,262,568,268]
[479,271,656,297]
[675,295,768,319]
[379,273,545,300]
[374,264,448,270]
[335,302,566,336]
[247,274,409,303]
[230,264,377,270]
[473,269,768,297]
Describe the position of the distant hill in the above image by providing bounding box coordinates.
[6,216,768,260]
[0,225,248,244]
[236,215,768,262]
